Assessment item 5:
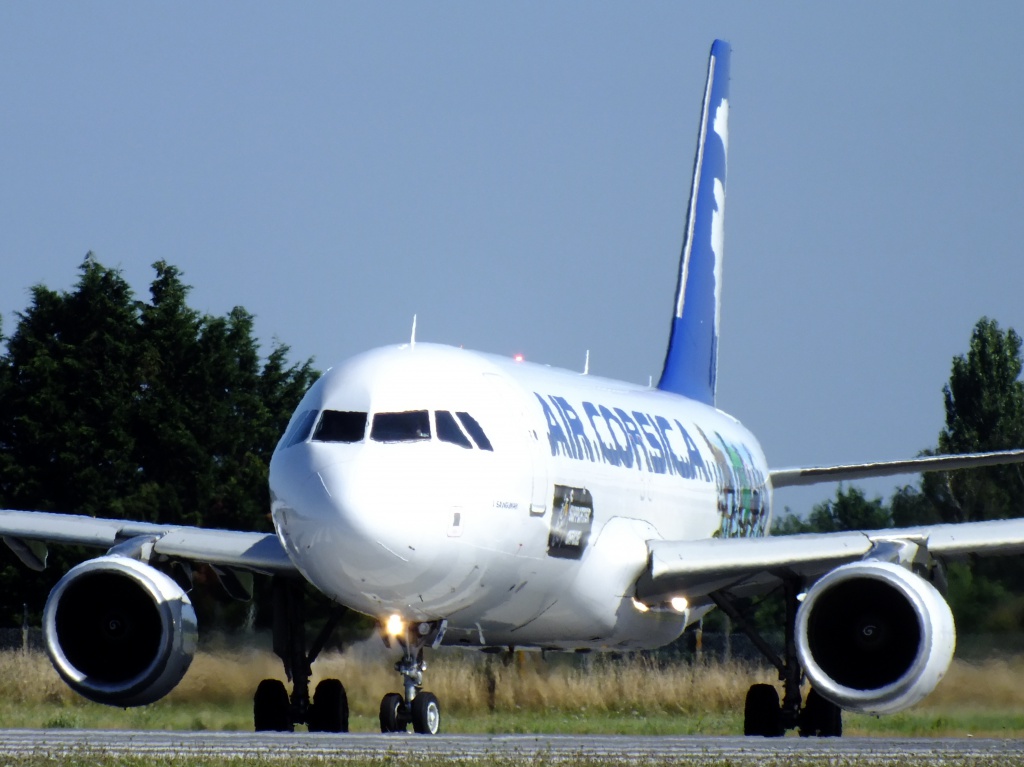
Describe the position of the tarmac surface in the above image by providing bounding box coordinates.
[0,730,1022,764]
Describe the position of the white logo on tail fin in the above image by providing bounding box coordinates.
[712,100,728,356]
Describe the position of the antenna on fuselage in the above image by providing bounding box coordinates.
[410,315,417,349]
[583,350,590,375]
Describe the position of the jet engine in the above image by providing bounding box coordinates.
[795,560,955,714]
[43,555,198,707]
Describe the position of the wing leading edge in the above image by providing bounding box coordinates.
[0,509,296,575]
[636,517,1024,605]
[770,448,1024,488]
[636,448,1024,603]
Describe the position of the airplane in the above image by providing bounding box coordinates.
[3,38,1024,738]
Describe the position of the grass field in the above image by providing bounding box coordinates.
[3,646,1024,737]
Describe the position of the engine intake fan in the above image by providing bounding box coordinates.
[796,560,954,714]
[43,555,198,707]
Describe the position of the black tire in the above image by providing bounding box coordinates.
[309,679,349,733]
[743,683,783,737]
[254,679,292,732]
[379,692,406,733]
[411,691,441,735]
[799,688,842,737]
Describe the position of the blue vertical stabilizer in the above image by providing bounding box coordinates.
[657,40,730,406]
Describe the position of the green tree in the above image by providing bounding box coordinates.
[0,257,145,622]
[133,260,207,525]
[769,508,814,535]
[806,485,890,532]
[889,480,944,527]
[771,486,891,536]
[0,255,319,627]
[932,317,1024,524]
[0,256,144,516]
[896,319,1024,529]
[889,318,1024,638]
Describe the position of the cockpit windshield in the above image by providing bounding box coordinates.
[329,408,494,449]
[456,411,493,451]
[370,410,431,443]
[313,410,367,443]
[280,407,493,450]
[436,410,472,449]
[281,409,319,449]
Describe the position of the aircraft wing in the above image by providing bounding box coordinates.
[635,517,1024,605]
[0,508,296,575]
[769,448,1024,487]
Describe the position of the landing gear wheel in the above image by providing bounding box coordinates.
[799,688,842,737]
[744,683,783,737]
[309,678,349,733]
[379,692,407,733]
[254,679,293,732]
[411,691,441,735]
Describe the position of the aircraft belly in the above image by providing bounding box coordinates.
[441,515,687,650]
[436,441,733,648]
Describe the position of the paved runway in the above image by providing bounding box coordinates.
[0,730,1022,764]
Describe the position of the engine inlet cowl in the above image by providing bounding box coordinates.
[43,556,198,707]
[796,560,954,714]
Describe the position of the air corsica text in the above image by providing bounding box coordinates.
[534,393,709,481]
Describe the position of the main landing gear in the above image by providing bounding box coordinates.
[378,619,446,734]
[253,576,350,733]
[712,580,842,738]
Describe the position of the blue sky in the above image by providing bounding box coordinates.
[2,3,1023,516]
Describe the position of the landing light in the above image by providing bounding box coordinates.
[385,614,405,637]
[513,353,525,363]
[631,598,649,613]
[670,596,689,613]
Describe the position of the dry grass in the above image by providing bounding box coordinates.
[301,649,779,716]
[8,645,1024,715]
[924,656,1024,709]
[4,646,1024,734]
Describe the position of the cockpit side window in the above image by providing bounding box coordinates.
[456,412,493,451]
[370,410,431,443]
[281,409,319,449]
[313,410,368,443]
[436,410,472,449]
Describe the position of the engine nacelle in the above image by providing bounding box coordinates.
[796,560,955,714]
[43,556,198,707]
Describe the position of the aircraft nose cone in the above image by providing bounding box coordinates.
[316,462,419,562]
[273,450,429,606]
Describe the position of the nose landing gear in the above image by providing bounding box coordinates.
[379,619,445,735]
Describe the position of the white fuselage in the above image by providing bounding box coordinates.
[269,343,772,651]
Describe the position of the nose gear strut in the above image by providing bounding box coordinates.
[379,619,446,734]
